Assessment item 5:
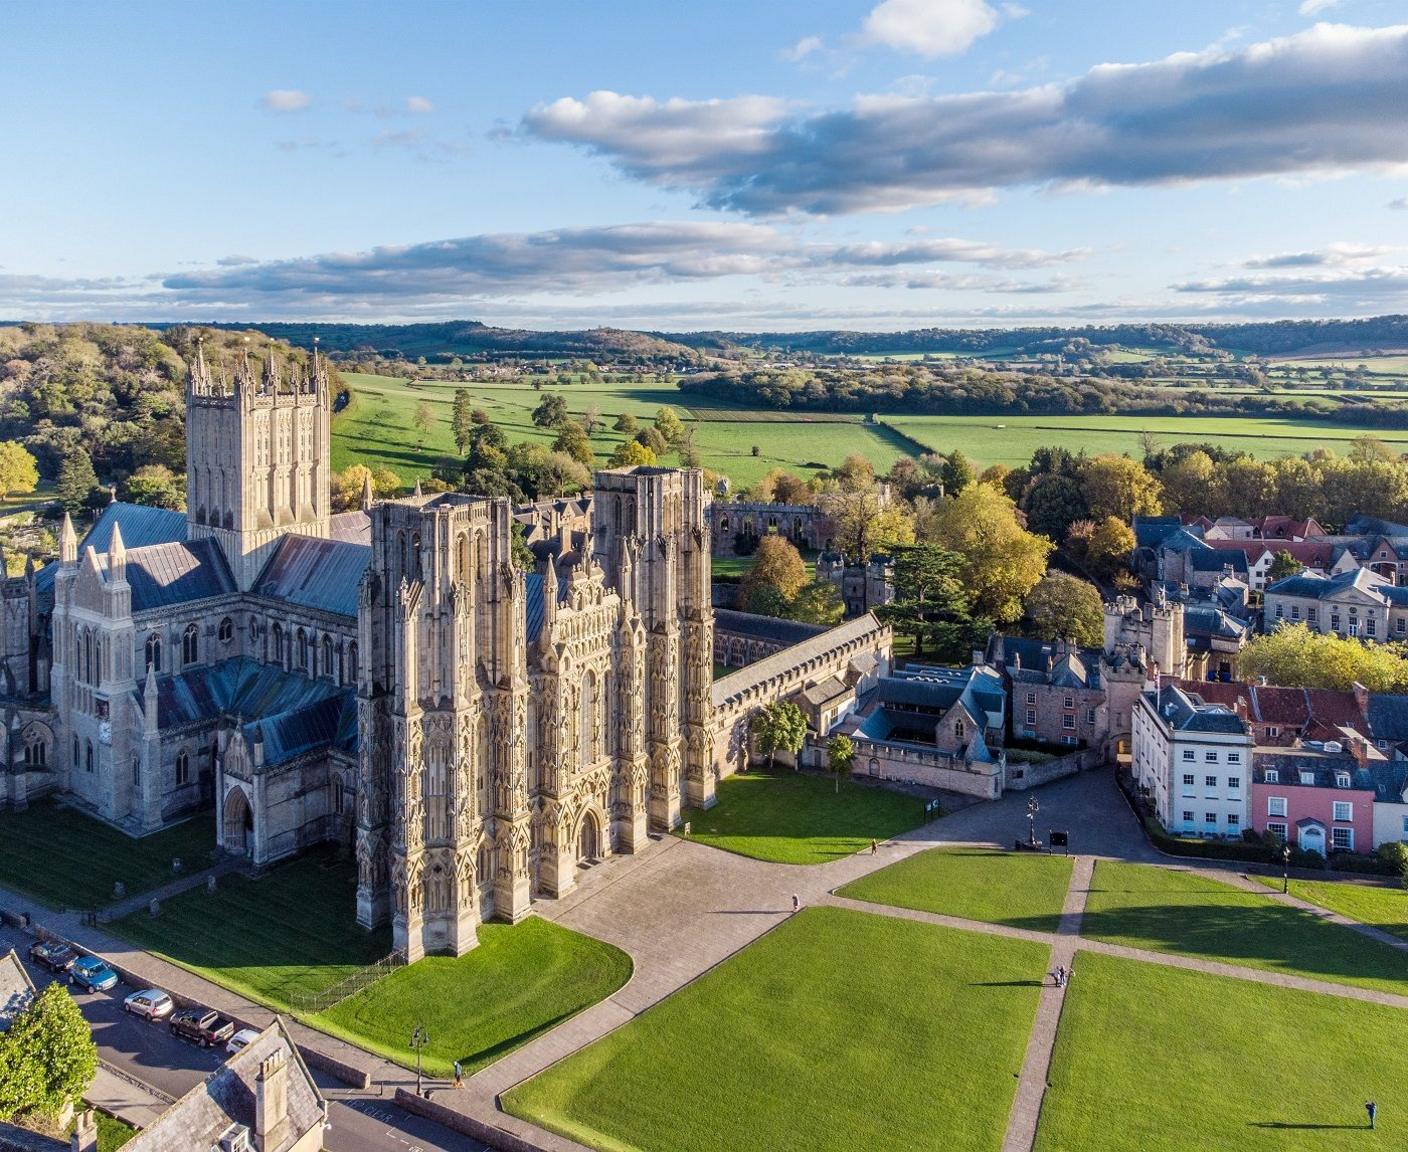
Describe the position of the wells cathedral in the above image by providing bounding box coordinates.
[0,347,717,960]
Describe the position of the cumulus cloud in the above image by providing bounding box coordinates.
[863,0,1002,57]
[261,89,311,112]
[521,23,1408,215]
[781,35,824,62]
[1242,243,1390,269]
[1300,0,1340,14]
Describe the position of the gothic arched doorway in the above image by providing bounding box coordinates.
[223,786,254,855]
[576,811,600,864]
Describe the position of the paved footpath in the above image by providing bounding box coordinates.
[1001,855,1091,1152]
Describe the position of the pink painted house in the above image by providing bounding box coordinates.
[1251,746,1375,857]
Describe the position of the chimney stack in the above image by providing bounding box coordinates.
[255,1048,291,1152]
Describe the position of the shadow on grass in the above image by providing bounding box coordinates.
[1017,889,1408,989]
[969,979,1044,988]
[1250,1122,1366,1131]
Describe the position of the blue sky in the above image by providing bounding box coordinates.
[2,0,1406,329]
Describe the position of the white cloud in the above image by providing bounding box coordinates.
[862,0,1001,57]
[261,89,311,112]
[781,35,824,62]
[521,23,1408,215]
[1242,243,1391,269]
[1300,0,1341,14]
[406,95,435,113]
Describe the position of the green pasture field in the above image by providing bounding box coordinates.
[332,373,909,489]
[885,413,1408,468]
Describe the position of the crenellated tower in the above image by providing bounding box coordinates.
[592,466,713,827]
[185,338,331,590]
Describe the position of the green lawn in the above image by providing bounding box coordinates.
[1254,876,1408,944]
[317,917,631,1078]
[0,801,216,910]
[111,848,392,1010]
[74,1112,137,1152]
[680,771,928,865]
[1036,951,1408,1151]
[838,846,1073,933]
[505,907,1048,1152]
[1082,861,1408,995]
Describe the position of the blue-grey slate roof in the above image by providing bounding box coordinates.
[252,534,370,619]
[85,502,186,552]
[1132,516,1186,549]
[157,656,356,768]
[714,609,827,646]
[1366,693,1408,744]
[95,538,235,611]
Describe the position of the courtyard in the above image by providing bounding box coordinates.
[678,770,928,865]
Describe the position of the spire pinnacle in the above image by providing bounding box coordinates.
[59,512,78,565]
[361,468,375,512]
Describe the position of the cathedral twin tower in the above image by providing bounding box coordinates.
[355,455,715,960]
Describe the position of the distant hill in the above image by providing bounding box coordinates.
[658,316,1408,358]
[158,321,704,363]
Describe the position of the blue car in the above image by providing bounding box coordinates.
[68,955,119,993]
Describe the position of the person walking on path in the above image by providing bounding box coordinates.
[791,894,800,913]
[1367,1101,1377,1130]
[453,1060,462,1089]
[870,840,878,856]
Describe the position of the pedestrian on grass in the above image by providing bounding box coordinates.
[1367,1101,1377,1130]
[453,1060,462,1089]
[792,894,800,912]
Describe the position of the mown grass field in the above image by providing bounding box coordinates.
[838,845,1073,933]
[111,847,390,1010]
[1254,875,1408,944]
[1035,951,1408,1152]
[331,373,908,490]
[885,413,1408,469]
[679,771,928,865]
[0,801,216,909]
[1081,861,1408,995]
[319,917,631,1078]
[504,907,1048,1152]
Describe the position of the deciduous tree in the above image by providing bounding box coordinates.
[0,441,38,501]
[1242,622,1408,692]
[531,393,569,429]
[740,535,808,606]
[827,734,856,793]
[750,700,807,769]
[124,464,184,510]
[451,389,475,454]
[1025,572,1104,648]
[1080,455,1164,522]
[0,984,97,1123]
[608,440,656,468]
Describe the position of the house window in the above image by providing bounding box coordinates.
[1368,618,1377,637]
[1335,772,1351,789]
[1290,605,1300,620]
[1398,618,1406,634]
[1268,797,1288,817]
[1227,752,1241,764]
[1274,604,1283,619]
[182,623,198,665]
[1087,709,1096,724]
[953,720,964,739]
[1062,714,1075,730]
[1205,812,1218,825]
[1267,821,1288,842]
[1227,777,1241,791]
[1025,709,1036,725]
[1309,607,1318,623]
[1182,774,1195,787]
[1026,692,1036,705]
[1333,801,1353,823]
[1064,694,1074,709]
[1265,727,1278,738]
[1205,775,1218,788]
[1332,827,1354,851]
[1298,771,1315,786]
[1400,815,1408,841]
[1205,751,1217,762]
[1264,769,1279,783]
[218,616,233,643]
[175,750,189,786]
[1182,749,1195,761]
[1227,814,1240,828]
[1182,810,1194,823]
[1349,622,1360,637]
[145,634,162,673]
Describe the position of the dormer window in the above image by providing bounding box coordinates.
[1299,771,1315,786]
[1336,772,1351,789]
[1263,769,1279,783]
[953,720,964,739]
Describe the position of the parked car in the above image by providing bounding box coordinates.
[226,1027,261,1055]
[28,940,77,974]
[123,989,174,1020]
[169,1007,235,1048]
[68,955,120,993]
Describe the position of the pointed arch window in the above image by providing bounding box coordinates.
[321,634,334,679]
[145,634,162,674]
[182,623,199,666]
[175,749,189,786]
[296,628,309,673]
[272,622,284,664]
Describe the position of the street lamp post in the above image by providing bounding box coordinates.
[411,1023,429,1097]
[1027,796,1040,849]
[1282,845,1291,895]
